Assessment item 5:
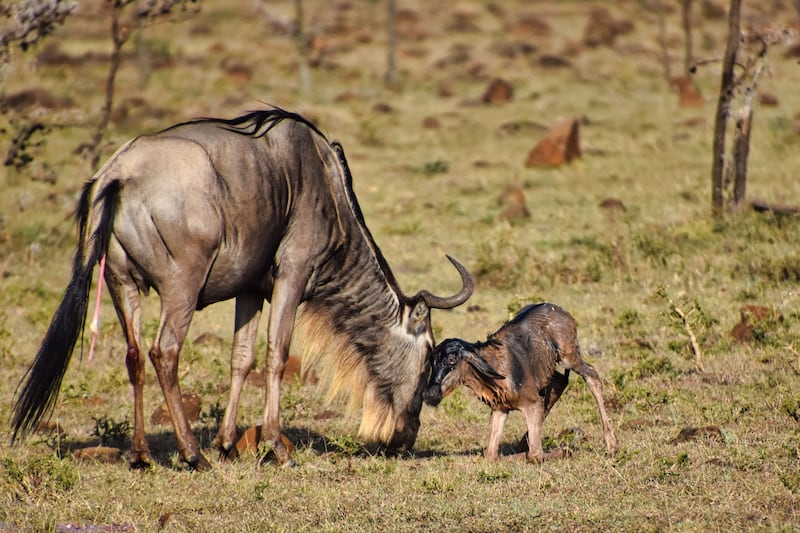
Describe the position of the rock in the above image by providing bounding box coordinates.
[246,354,315,387]
[525,117,581,167]
[235,426,295,456]
[672,426,723,444]
[583,8,634,48]
[422,116,441,129]
[730,304,783,344]
[482,78,513,104]
[150,392,202,426]
[538,54,572,68]
[1,87,73,111]
[73,446,122,464]
[498,183,530,222]
[509,14,552,39]
[671,76,704,107]
[757,92,778,107]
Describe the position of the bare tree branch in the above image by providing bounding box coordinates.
[0,0,76,62]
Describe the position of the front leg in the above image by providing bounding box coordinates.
[520,401,546,463]
[485,409,508,461]
[214,294,263,459]
[260,277,304,466]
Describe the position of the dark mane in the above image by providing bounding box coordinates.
[162,106,328,141]
[330,141,404,299]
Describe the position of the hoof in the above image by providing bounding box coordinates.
[128,450,153,470]
[215,441,239,461]
[185,453,212,472]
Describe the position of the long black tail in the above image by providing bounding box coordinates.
[11,179,118,442]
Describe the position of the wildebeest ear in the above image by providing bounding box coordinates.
[462,350,505,381]
[411,300,429,324]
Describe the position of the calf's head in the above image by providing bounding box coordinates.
[423,338,505,406]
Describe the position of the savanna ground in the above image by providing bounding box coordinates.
[2,0,800,531]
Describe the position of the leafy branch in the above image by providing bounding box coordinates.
[656,285,708,374]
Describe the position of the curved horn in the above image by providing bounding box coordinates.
[415,255,474,309]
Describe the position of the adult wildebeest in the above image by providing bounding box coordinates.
[11,108,473,469]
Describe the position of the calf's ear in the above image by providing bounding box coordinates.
[463,350,505,381]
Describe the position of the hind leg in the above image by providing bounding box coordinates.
[150,291,211,470]
[563,346,618,455]
[213,293,263,459]
[519,400,548,462]
[575,362,618,455]
[104,260,151,468]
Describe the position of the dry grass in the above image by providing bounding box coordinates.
[2,0,800,531]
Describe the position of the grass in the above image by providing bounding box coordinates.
[2,0,800,531]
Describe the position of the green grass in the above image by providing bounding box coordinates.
[2,0,800,531]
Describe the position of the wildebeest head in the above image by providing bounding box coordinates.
[299,256,474,452]
[423,338,505,407]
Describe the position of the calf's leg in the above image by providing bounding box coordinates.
[572,362,618,455]
[485,410,508,461]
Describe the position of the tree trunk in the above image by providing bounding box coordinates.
[294,0,310,94]
[730,101,752,212]
[385,0,397,86]
[681,0,693,75]
[711,0,741,218]
[90,6,126,171]
[657,2,671,81]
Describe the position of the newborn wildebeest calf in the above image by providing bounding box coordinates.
[423,303,618,462]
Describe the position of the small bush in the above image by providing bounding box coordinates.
[91,415,130,447]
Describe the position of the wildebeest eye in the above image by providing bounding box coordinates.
[446,353,458,366]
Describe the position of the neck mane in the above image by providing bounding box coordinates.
[295,140,415,444]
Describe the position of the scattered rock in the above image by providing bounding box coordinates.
[395,9,427,40]
[599,198,626,221]
[681,116,707,127]
[220,58,252,86]
[81,395,108,407]
[422,116,441,129]
[599,197,625,211]
[525,117,581,167]
[73,446,123,464]
[35,420,66,437]
[498,183,530,223]
[729,304,784,344]
[538,54,572,69]
[757,92,778,106]
[482,78,513,104]
[701,0,727,19]
[671,76,704,107]
[672,425,723,444]
[1,87,73,112]
[192,332,226,348]
[784,43,800,59]
[235,426,295,456]
[509,13,552,39]
[583,8,634,48]
[448,10,480,33]
[372,102,393,114]
[150,392,201,426]
[491,41,537,59]
[313,409,343,421]
[246,354,316,387]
